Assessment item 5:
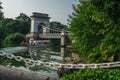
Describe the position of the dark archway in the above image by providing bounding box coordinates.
[38,22,46,33]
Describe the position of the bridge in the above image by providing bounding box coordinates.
[2,12,120,70]
[26,28,70,39]
[0,12,119,80]
[25,13,120,69]
[39,33,61,39]
[26,12,70,46]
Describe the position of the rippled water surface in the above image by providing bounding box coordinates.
[0,46,81,78]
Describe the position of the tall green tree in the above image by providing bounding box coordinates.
[0,1,5,47]
[16,13,31,22]
[0,1,2,9]
[5,19,30,34]
[0,27,6,47]
[15,13,31,34]
[0,1,3,26]
[69,0,120,63]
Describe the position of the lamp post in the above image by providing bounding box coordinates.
[61,29,66,47]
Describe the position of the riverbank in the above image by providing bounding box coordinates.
[0,65,58,80]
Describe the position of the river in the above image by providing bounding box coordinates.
[0,46,81,78]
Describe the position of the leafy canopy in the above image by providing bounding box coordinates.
[69,0,120,63]
[3,32,25,47]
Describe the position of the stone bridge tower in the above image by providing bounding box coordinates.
[30,12,50,40]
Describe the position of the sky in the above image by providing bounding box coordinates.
[0,0,78,25]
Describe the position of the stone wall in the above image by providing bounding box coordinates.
[0,65,58,80]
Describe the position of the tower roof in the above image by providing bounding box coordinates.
[31,12,50,19]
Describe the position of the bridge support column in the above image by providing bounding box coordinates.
[60,47,65,62]
[61,30,66,47]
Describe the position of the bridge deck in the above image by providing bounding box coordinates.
[39,33,61,39]
[26,33,70,39]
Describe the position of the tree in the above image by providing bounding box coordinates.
[3,32,25,47]
[0,27,6,47]
[0,1,5,47]
[15,13,31,34]
[16,13,31,22]
[69,0,120,63]
[0,1,3,26]
[0,1,3,9]
[5,19,30,34]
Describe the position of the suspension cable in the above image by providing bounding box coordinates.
[46,27,62,33]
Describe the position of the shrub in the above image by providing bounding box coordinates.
[61,68,120,80]
[3,32,25,47]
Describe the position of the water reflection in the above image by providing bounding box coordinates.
[28,46,71,62]
[60,47,65,62]
[0,46,82,78]
[27,46,72,78]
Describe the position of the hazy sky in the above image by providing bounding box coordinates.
[1,0,78,25]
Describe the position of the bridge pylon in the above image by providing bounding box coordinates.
[29,12,50,41]
[26,12,69,46]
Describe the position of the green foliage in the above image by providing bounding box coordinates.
[0,2,3,26]
[1,13,30,35]
[0,7,30,47]
[0,2,5,47]
[0,2,3,9]
[0,10,3,20]
[61,68,120,80]
[3,32,25,47]
[69,0,120,63]
[15,12,31,30]
[0,27,6,47]
[5,19,30,34]
[16,13,31,22]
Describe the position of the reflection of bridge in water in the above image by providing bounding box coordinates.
[28,46,73,63]
[0,46,80,79]
[1,47,120,69]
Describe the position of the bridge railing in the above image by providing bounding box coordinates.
[39,33,61,38]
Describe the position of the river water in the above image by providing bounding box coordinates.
[0,46,81,78]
